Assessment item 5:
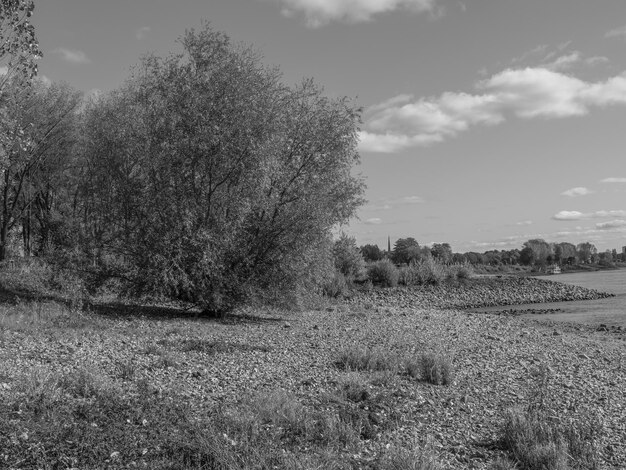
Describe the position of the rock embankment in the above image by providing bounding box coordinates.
[349,276,613,310]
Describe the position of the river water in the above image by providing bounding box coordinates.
[476,269,626,327]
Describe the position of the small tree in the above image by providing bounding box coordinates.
[391,237,420,265]
[333,234,365,280]
[360,243,383,262]
[431,243,452,263]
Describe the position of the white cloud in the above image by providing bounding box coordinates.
[596,220,626,230]
[359,67,626,153]
[601,177,626,183]
[516,220,533,226]
[553,211,584,220]
[364,218,382,225]
[53,48,91,64]
[270,0,438,27]
[606,25,626,39]
[136,26,151,40]
[553,210,626,220]
[561,187,593,197]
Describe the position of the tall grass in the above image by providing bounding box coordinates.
[497,365,602,469]
[397,258,474,287]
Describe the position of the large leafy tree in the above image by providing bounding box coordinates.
[77,25,364,315]
[0,79,81,260]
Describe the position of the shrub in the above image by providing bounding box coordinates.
[415,257,446,285]
[378,440,440,470]
[498,365,602,470]
[323,270,349,298]
[398,264,419,286]
[336,346,399,373]
[367,259,399,287]
[333,234,366,280]
[418,352,454,385]
[338,373,371,402]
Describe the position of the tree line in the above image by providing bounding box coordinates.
[359,238,622,267]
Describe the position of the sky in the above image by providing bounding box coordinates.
[31,0,626,253]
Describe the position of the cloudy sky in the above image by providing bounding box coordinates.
[33,0,626,252]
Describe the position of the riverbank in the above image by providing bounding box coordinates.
[1,294,624,469]
[349,276,613,311]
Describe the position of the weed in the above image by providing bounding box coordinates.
[336,346,399,373]
[338,373,371,402]
[116,360,136,380]
[488,456,518,469]
[378,438,440,470]
[498,365,602,470]
[418,352,454,385]
[152,352,178,369]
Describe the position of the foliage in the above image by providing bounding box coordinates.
[430,243,452,263]
[367,258,399,287]
[0,1,41,90]
[417,352,454,385]
[336,346,400,373]
[322,270,349,298]
[0,79,81,260]
[522,239,552,267]
[391,237,421,265]
[333,233,366,280]
[576,242,598,264]
[75,25,364,315]
[499,366,602,470]
[360,243,383,262]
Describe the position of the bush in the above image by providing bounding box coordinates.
[333,234,366,280]
[417,352,454,385]
[398,263,420,286]
[336,346,399,373]
[498,365,602,469]
[415,257,446,285]
[323,270,349,298]
[367,259,399,287]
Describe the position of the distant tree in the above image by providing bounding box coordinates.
[333,234,365,279]
[431,243,453,264]
[76,25,364,315]
[576,242,597,264]
[555,242,577,265]
[523,239,552,266]
[360,243,383,262]
[391,237,420,265]
[464,252,485,265]
[500,249,520,265]
[452,252,466,264]
[519,246,535,266]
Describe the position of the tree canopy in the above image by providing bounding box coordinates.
[75,25,364,315]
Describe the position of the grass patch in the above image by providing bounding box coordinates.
[337,373,371,403]
[498,365,602,470]
[157,338,272,355]
[408,352,454,386]
[378,443,440,470]
[336,346,399,373]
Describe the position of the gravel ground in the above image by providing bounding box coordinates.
[0,280,624,469]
